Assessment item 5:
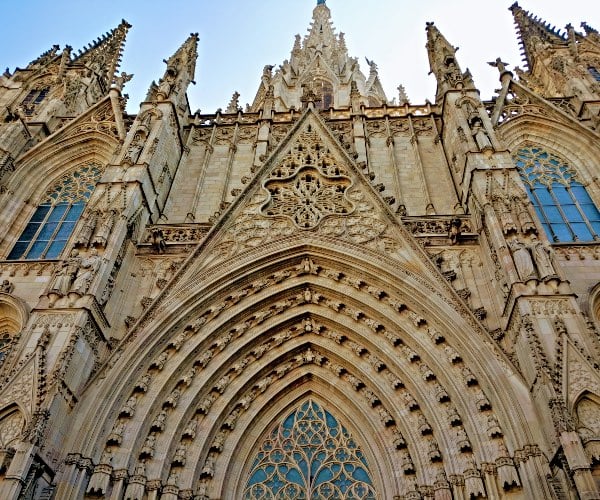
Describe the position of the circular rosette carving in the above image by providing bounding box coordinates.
[262,166,354,229]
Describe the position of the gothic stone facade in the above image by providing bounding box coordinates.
[0,2,600,499]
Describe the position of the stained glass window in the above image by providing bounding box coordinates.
[315,80,334,110]
[7,164,101,260]
[21,88,50,116]
[514,146,600,242]
[589,67,600,82]
[243,399,377,499]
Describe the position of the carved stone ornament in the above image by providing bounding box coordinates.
[213,119,388,260]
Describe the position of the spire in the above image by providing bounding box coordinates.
[149,33,199,108]
[73,19,131,87]
[426,22,473,101]
[509,3,567,70]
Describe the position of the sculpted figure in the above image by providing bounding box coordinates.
[157,68,177,99]
[509,238,536,281]
[50,249,81,295]
[92,210,116,247]
[124,132,145,165]
[0,279,14,294]
[75,211,98,247]
[530,236,556,280]
[71,249,101,294]
[512,197,536,234]
[470,117,493,151]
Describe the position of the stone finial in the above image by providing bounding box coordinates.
[225,91,241,113]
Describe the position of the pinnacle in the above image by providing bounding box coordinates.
[509,3,567,70]
[72,19,131,86]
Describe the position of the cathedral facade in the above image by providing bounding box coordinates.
[0,1,600,498]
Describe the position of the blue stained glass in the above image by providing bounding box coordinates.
[37,222,58,240]
[531,187,553,204]
[562,205,584,222]
[551,223,572,242]
[571,223,592,241]
[544,205,563,223]
[553,186,571,203]
[515,146,600,242]
[6,165,101,260]
[47,203,68,222]
[65,202,85,221]
[20,222,42,241]
[27,241,48,259]
[6,242,28,260]
[244,400,377,499]
[30,204,51,222]
[55,221,76,240]
[46,240,68,259]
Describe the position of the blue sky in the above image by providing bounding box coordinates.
[1,1,598,113]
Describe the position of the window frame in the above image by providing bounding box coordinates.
[514,145,600,243]
[6,164,101,261]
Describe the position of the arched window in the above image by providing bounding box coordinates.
[243,399,377,499]
[315,79,334,110]
[588,67,600,82]
[7,164,101,260]
[514,146,600,242]
[20,87,50,116]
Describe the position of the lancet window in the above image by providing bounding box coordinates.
[7,164,101,260]
[21,87,50,116]
[514,145,600,242]
[243,399,376,499]
[588,66,600,82]
[315,79,334,110]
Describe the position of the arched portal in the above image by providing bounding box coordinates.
[65,241,546,499]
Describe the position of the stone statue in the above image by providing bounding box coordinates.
[498,199,518,235]
[509,238,536,281]
[470,117,493,151]
[157,67,177,99]
[75,211,98,247]
[71,249,102,294]
[50,249,81,295]
[516,198,536,234]
[123,132,145,165]
[530,237,556,280]
[113,71,133,90]
[92,210,116,247]
[150,227,166,253]
[487,57,509,74]
[0,279,14,294]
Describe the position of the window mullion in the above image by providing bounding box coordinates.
[567,186,599,241]
[22,204,53,259]
[530,186,559,242]
[549,186,577,241]
[40,203,71,259]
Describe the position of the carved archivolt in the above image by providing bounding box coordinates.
[80,255,526,499]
